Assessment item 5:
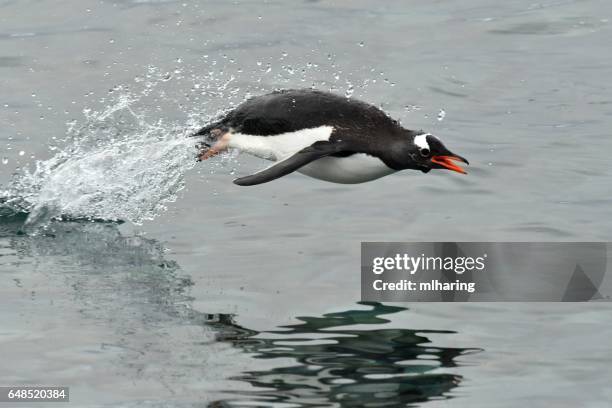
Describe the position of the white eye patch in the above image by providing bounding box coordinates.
[414,133,431,150]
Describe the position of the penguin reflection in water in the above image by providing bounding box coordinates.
[193,89,469,186]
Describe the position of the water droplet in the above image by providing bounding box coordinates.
[358,41,364,47]
[1,157,8,164]
[437,109,446,121]
[109,39,115,44]
[19,150,25,156]
[282,51,288,57]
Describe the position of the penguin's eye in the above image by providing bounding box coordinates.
[419,148,430,157]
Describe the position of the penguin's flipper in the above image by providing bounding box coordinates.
[233,141,347,186]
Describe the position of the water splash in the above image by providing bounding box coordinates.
[437,108,446,121]
[1,93,200,230]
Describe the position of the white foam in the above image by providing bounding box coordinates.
[2,94,200,230]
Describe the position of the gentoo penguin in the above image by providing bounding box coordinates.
[193,89,468,186]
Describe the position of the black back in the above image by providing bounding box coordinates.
[222,90,414,146]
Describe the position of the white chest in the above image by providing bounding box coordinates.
[227,126,396,184]
[297,153,396,184]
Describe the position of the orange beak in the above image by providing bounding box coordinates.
[430,155,469,174]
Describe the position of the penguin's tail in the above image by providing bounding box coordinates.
[190,118,225,145]
[191,116,231,137]
[192,121,220,137]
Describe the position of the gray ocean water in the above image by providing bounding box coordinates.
[2,0,612,406]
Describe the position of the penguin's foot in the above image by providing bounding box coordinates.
[197,131,231,161]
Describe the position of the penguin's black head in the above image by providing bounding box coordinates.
[392,132,469,174]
